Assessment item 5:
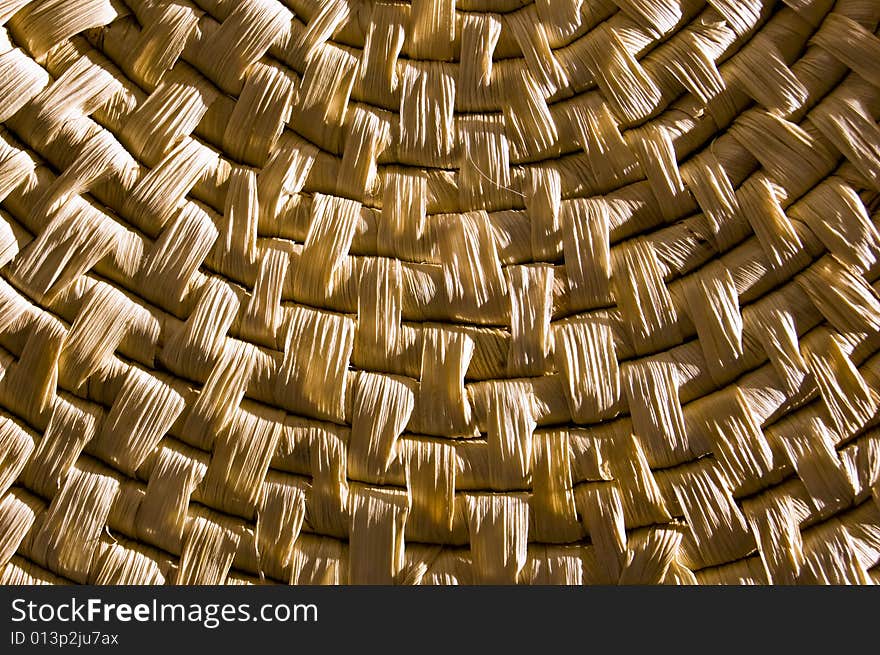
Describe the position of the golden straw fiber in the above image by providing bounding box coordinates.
[0,0,878,586]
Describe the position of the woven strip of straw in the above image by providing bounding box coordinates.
[0,0,878,586]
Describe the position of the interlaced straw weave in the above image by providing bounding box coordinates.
[0,0,879,586]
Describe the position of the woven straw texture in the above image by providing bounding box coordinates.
[0,0,879,586]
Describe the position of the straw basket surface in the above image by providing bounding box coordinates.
[0,0,879,587]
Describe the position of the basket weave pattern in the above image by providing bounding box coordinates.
[0,0,879,585]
